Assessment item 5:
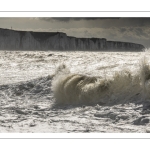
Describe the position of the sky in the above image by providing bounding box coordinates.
[0,17,150,48]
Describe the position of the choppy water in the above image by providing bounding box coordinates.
[1,50,150,132]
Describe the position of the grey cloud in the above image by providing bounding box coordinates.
[40,17,150,27]
[40,17,120,22]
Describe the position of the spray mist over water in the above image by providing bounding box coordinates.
[52,59,149,106]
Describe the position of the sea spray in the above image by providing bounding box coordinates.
[52,63,143,106]
[139,56,150,101]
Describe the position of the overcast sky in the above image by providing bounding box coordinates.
[0,17,150,48]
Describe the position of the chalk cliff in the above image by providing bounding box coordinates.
[0,28,145,51]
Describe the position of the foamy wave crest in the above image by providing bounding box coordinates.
[52,58,150,106]
[140,56,150,101]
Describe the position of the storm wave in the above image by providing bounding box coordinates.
[52,58,150,106]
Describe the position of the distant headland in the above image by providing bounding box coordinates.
[0,28,145,51]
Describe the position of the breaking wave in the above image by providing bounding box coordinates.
[140,57,150,100]
[52,57,150,106]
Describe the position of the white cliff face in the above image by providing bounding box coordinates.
[0,28,145,51]
[107,41,145,51]
[21,32,41,50]
[0,28,20,49]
